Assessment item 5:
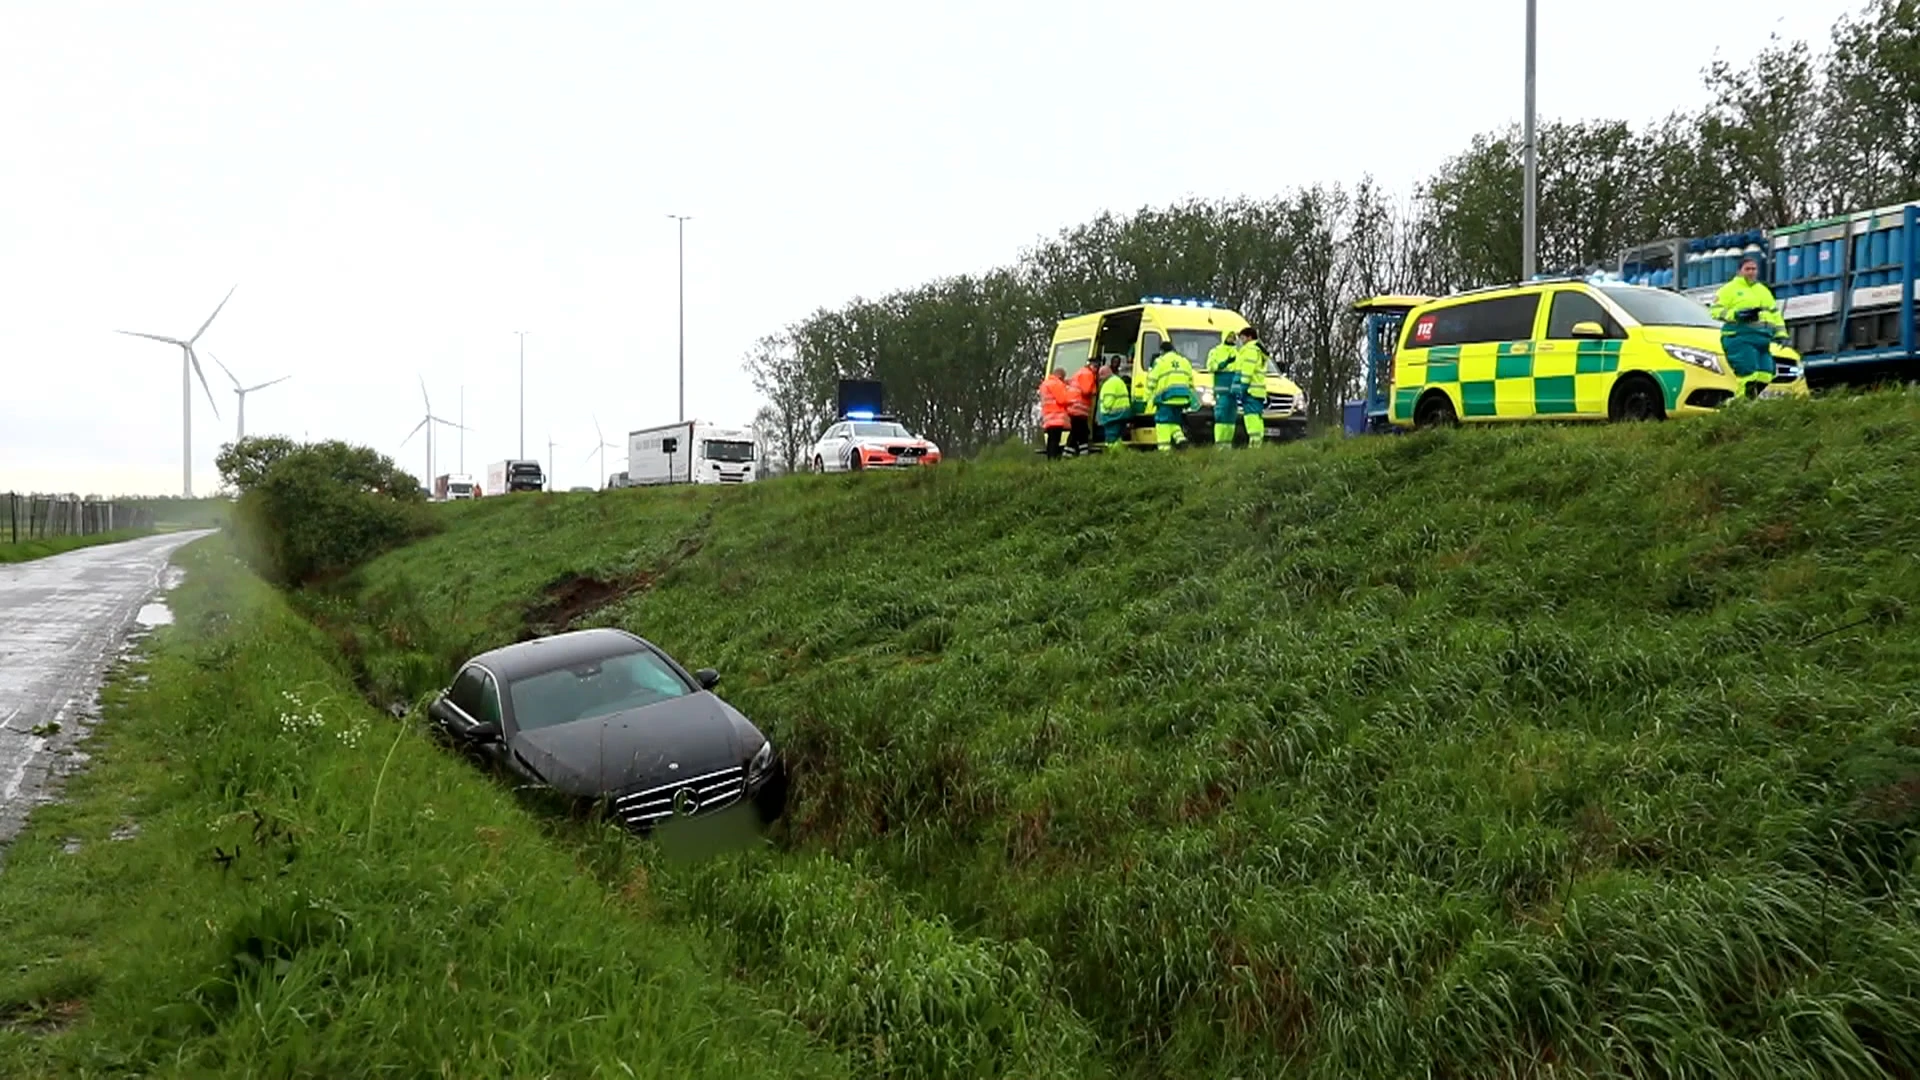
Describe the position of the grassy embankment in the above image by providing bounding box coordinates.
[0,537,859,1078]
[333,390,1920,1078]
[0,529,156,564]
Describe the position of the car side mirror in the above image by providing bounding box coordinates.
[467,720,503,743]
[1570,321,1606,339]
[428,698,453,724]
[694,668,721,691]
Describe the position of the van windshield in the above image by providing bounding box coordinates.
[1170,329,1232,367]
[1596,285,1720,328]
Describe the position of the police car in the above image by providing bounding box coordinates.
[807,412,943,473]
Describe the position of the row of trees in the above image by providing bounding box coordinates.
[747,0,1920,469]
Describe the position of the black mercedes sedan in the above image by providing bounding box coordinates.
[426,627,787,830]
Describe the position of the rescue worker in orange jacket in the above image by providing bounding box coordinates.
[1068,359,1098,455]
[1039,367,1076,459]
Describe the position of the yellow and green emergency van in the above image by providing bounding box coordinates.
[1045,297,1308,446]
[1357,278,1799,429]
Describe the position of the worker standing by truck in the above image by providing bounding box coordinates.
[1039,367,1075,459]
[1207,330,1240,447]
[1069,358,1098,454]
[1148,340,1196,451]
[1094,361,1132,450]
[1232,327,1269,445]
[1709,256,1784,398]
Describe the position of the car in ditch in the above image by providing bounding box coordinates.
[427,627,787,831]
[807,414,942,472]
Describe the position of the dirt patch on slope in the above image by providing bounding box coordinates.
[521,520,710,639]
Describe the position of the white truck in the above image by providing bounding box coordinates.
[434,473,478,501]
[485,459,546,496]
[627,421,757,486]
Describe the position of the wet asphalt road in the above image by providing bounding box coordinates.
[0,530,213,850]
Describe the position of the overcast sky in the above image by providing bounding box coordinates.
[2,0,1844,496]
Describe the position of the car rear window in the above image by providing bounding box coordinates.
[508,649,693,732]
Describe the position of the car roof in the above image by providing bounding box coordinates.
[467,627,655,682]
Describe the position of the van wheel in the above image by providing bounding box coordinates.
[1609,375,1666,422]
[1413,392,1458,429]
[812,456,825,474]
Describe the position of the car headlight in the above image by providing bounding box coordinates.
[1662,343,1725,376]
[747,739,774,784]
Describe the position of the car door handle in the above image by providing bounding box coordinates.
[1538,344,1557,351]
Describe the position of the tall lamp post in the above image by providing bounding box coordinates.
[1522,0,1538,281]
[668,214,691,422]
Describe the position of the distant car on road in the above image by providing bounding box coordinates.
[808,415,942,473]
[427,628,786,830]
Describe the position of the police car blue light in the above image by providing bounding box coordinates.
[845,409,875,421]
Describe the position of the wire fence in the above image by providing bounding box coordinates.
[4,492,157,544]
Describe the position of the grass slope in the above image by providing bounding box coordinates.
[340,391,1920,1078]
[0,529,154,564]
[0,537,854,1079]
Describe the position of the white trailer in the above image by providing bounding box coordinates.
[627,421,757,486]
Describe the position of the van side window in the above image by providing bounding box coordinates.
[1410,295,1542,349]
[1139,331,1162,370]
[1546,291,1624,338]
[1050,339,1091,370]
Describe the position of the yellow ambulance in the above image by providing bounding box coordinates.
[1360,278,1804,429]
[1045,297,1308,446]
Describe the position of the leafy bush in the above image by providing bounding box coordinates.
[218,436,435,586]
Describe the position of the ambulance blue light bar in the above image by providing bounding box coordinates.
[845,409,875,420]
[1140,295,1218,308]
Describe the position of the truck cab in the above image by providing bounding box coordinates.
[1045,297,1308,447]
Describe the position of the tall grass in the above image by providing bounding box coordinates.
[344,390,1920,1075]
[0,538,854,1078]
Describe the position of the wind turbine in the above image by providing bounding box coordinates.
[586,415,620,491]
[115,285,234,497]
[400,377,465,491]
[210,354,290,442]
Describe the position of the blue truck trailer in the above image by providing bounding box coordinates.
[1615,201,1920,386]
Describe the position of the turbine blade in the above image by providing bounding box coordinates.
[188,348,221,419]
[584,444,600,463]
[189,285,238,345]
[209,353,242,389]
[116,330,184,345]
[419,375,431,413]
[594,414,605,444]
[400,417,428,447]
[247,375,290,392]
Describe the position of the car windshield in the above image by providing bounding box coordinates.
[507,648,693,731]
[851,422,912,438]
[703,439,755,462]
[1596,285,1720,328]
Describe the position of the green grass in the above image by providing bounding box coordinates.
[0,536,857,1079]
[332,390,1920,1078]
[0,529,155,564]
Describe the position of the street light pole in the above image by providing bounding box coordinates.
[515,331,528,459]
[668,214,691,422]
[1522,0,1538,281]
